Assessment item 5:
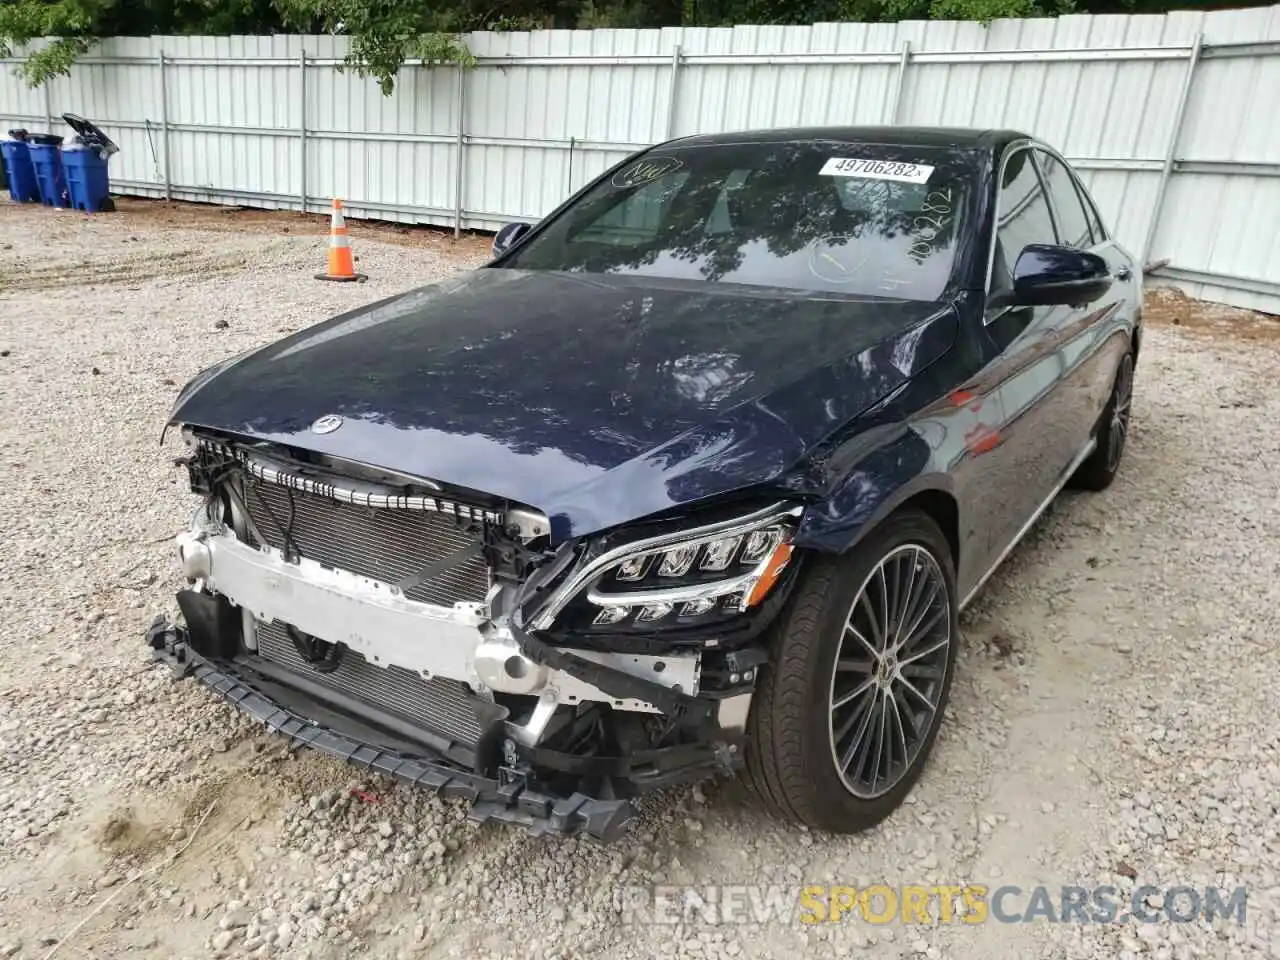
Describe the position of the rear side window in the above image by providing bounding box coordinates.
[1038,150,1093,248]
[992,148,1056,291]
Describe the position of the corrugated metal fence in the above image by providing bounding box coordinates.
[2,6,1279,312]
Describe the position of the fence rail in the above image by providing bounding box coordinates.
[3,7,1279,312]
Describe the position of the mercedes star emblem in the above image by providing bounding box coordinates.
[310,414,344,434]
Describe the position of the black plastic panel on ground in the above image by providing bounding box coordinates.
[186,660,637,841]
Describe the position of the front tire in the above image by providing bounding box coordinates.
[744,509,958,833]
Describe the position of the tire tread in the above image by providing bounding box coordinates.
[743,556,842,827]
[742,509,957,833]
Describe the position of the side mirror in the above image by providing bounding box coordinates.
[492,222,532,259]
[1001,243,1113,308]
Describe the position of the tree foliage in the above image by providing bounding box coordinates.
[0,0,1269,91]
[270,0,479,94]
[0,0,280,83]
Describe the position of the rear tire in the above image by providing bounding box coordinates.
[1072,351,1134,492]
[743,509,957,833]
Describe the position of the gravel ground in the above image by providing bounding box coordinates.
[1,199,1279,960]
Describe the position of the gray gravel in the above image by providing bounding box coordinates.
[1,200,1278,960]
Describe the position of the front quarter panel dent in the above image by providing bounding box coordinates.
[792,428,954,557]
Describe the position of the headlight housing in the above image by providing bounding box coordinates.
[530,502,802,632]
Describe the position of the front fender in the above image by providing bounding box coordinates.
[792,426,955,556]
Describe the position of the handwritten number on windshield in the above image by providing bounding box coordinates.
[920,189,952,217]
[909,188,953,262]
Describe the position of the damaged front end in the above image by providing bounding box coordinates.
[148,433,802,841]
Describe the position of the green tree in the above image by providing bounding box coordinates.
[272,0,475,94]
[0,0,280,85]
[1,0,1272,91]
[0,0,103,86]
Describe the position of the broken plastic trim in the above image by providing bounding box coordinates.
[145,617,637,842]
[507,622,717,729]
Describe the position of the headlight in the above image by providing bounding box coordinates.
[529,502,802,632]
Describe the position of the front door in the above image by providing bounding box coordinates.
[968,145,1079,560]
[1035,149,1136,456]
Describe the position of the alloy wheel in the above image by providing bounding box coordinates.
[1107,354,1134,473]
[827,544,952,799]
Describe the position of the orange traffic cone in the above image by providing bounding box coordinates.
[315,198,367,282]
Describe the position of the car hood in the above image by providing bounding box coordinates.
[172,269,956,541]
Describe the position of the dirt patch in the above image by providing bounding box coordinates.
[98,811,141,850]
[181,778,231,824]
[0,195,496,258]
[980,629,1024,668]
[1143,283,1280,342]
[95,805,170,864]
[0,245,273,292]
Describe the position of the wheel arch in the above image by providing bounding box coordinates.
[897,488,960,570]
[794,468,962,573]
[829,482,961,571]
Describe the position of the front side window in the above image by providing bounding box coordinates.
[575,168,692,245]
[1038,150,1093,248]
[991,148,1057,292]
[500,141,979,302]
[1077,177,1108,243]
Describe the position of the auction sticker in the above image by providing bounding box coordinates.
[819,157,934,183]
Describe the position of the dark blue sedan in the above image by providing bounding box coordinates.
[153,126,1140,841]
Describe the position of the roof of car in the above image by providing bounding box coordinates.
[665,126,1030,153]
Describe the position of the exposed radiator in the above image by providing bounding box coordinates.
[254,618,503,754]
[241,477,489,607]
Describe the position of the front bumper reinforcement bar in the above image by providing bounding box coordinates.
[508,623,717,729]
[146,617,637,842]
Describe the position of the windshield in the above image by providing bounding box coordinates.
[499,140,976,301]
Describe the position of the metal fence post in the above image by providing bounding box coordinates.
[299,50,307,214]
[890,41,911,124]
[43,81,52,130]
[665,44,683,140]
[454,62,466,238]
[1141,32,1203,268]
[159,51,171,200]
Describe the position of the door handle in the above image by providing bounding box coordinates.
[1115,267,1132,281]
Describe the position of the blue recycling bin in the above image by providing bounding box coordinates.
[28,139,69,208]
[1,138,41,203]
[63,144,111,212]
